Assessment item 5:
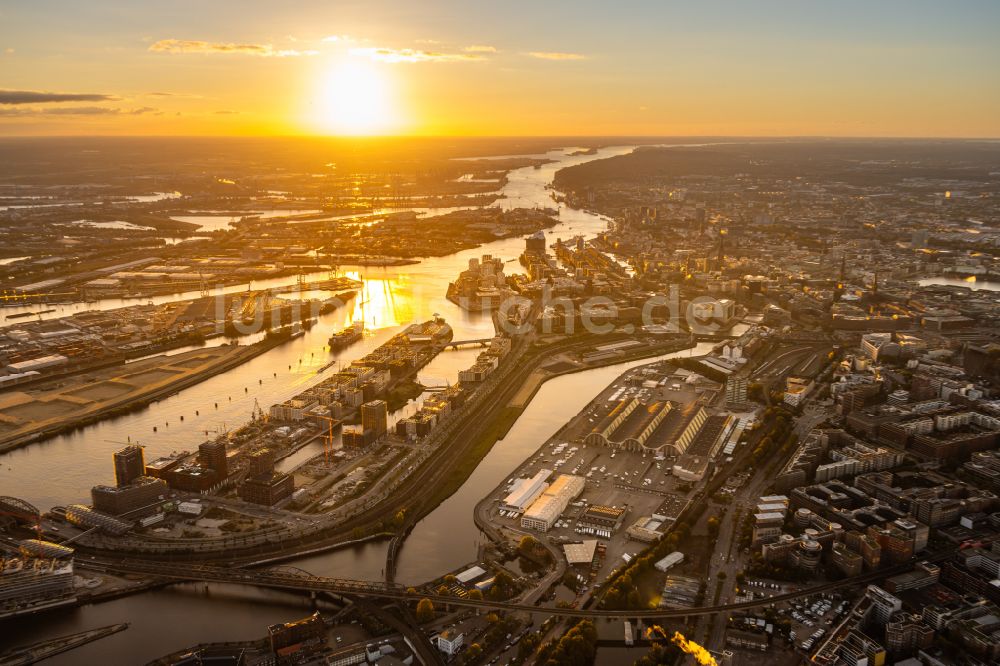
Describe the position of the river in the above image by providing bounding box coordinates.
[0,144,679,661]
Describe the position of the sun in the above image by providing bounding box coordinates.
[313,59,397,135]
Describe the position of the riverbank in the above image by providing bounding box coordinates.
[0,336,293,455]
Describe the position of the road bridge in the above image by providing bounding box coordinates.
[441,338,493,350]
[88,551,951,620]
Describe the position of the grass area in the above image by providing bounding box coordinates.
[386,379,425,413]
[417,405,522,514]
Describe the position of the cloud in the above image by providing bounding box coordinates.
[464,45,497,53]
[3,48,13,55]
[149,39,317,57]
[214,110,239,115]
[323,35,353,43]
[0,89,118,105]
[350,46,487,63]
[0,105,159,117]
[525,51,587,61]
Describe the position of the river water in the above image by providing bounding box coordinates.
[0,144,680,661]
[0,146,630,508]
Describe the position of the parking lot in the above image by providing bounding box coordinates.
[485,436,697,585]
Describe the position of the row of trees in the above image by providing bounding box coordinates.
[748,407,797,467]
[535,620,599,666]
[600,517,695,610]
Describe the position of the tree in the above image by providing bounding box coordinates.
[518,633,541,661]
[707,516,721,537]
[467,588,484,601]
[415,598,435,623]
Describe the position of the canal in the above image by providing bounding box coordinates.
[1,144,707,662]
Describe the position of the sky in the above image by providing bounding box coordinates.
[1,0,999,137]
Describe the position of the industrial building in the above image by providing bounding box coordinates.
[654,551,685,572]
[577,505,627,533]
[501,469,551,513]
[564,540,599,567]
[584,397,709,455]
[520,474,585,532]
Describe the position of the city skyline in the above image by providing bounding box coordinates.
[1,0,999,137]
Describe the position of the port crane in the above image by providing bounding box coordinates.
[312,414,341,464]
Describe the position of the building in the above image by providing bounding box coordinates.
[654,552,684,572]
[114,444,145,487]
[360,400,388,439]
[885,613,934,652]
[831,541,863,577]
[64,504,132,535]
[0,556,76,619]
[91,476,167,516]
[563,540,599,567]
[198,440,228,480]
[501,469,550,513]
[866,585,903,625]
[436,631,465,656]
[267,612,327,663]
[577,505,627,533]
[725,630,769,652]
[520,474,585,532]
[836,630,886,666]
[240,472,294,506]
[725,376,748,408]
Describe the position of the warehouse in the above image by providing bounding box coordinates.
[577,505,627,533]
[501,469,551,513]
[563,540,599,567]
[520,474,585,532]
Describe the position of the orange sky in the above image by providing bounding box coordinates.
[1,1,999,137]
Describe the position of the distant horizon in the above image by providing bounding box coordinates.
[1,134,998,141]
[3,1,999,137]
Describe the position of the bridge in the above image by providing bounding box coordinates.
[441,338,493,351]
[85,552,950,620]
[0,496,40,529]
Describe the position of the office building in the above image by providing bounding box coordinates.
[91,476,167,516]
[198,440,228,480]
[114,444,145,487]
[360,400,388,439]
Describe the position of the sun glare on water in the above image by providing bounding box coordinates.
[313,60,397,135]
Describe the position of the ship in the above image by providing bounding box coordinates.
[402,315,453,345]
[328,321,364,350]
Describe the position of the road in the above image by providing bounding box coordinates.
[80,549,952,620]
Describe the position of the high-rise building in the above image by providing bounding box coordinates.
[361,400,388,439]
[198,440,228,480]
[866,585,903,626]
[726,376,748,408]
[247,448,275,476]
[114,445,145,487]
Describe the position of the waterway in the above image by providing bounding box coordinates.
[0,145,630,509]
[918,275,1000,292]
[0,144,693,660]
